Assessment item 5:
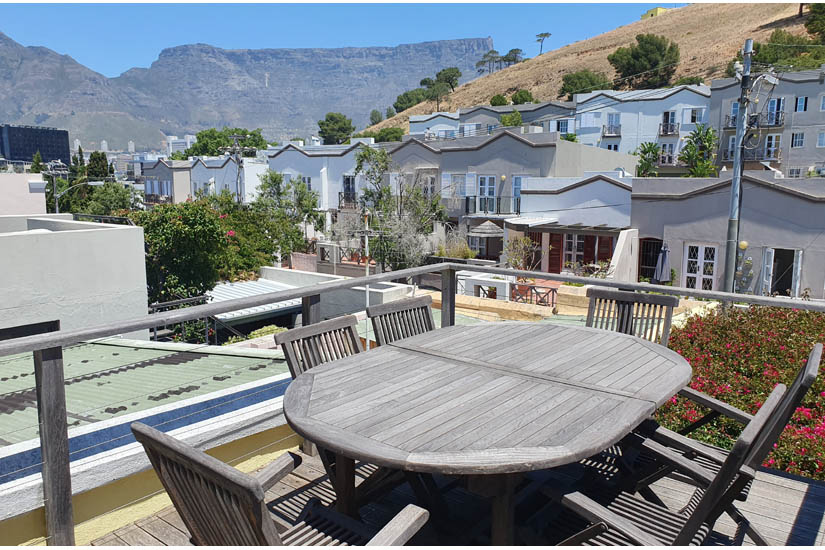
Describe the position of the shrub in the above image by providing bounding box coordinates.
[224,324,287,345]
[490,94,508,106]
[659,306,825,479]
[500,110,523,127]
[511,89,535,105]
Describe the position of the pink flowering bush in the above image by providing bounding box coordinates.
[657,306,825,479]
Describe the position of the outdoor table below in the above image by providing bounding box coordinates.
[283,322,692,544]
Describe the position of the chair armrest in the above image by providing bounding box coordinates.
[367,504,429,546]
[649,426,730,466]
[639,438,715,487]
[560,491,661,546]
[678,387,753,425]
[254,451,302,491]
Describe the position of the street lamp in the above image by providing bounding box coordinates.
[54,181,105,214]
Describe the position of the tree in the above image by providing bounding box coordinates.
[351,127,404,143]
[128,200,228,303]
[369,109,383,126]
[511,89,535,105]
[674,76,704,85]
[30,151,44,173]
[730,29,825,72]
[427,81,451,111]
[419,77,435,88]
[183,127,268,158]
[87,151,110,179]
[317,112,355,145]
[479,49,500,73]
[607,34,680,89]
[636,142,661,177]
[560,133,578,142]
[536,32,551,55]
[678,123,719,177]
[385,106,396,119]
[435,67,461,91]
[504,235,540,271]
[393,88,428,112]
[503,48,524,66]
[83,181,132,215]
[805,3,825,43]
[252,170,320,260]
[500,110,523,127]
[490,94,508,106]
[558,69,612,100]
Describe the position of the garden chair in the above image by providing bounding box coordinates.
[585,287,679,346]
[366,295,436,346]
[623,343,822,545]
[275,316,405,509]
[131,422,429,546]
[548,383,788,545]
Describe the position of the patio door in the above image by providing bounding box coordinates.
[683,243,717,291]
[478,175,496,213]
[767,97,784,125]
[765,134,781,159]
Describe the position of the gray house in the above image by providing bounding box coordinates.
[141,157,241,204]
[458,101,576,135]
[631,171,825,298]
[709,65,825,178]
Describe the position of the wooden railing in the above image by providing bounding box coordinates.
[3,262,825,544]
[510,284,558,308]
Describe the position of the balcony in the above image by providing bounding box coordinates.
[338,191,358,210]
[602,124,622,137]
[721,147,783,162]
[658,154,679,166]
[659,122,680,136]
[754,111,785,127]
[143,193,173,205]
[465,195,521,215]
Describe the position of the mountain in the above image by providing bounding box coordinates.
[368,3,810,133]
[0,34,493,150]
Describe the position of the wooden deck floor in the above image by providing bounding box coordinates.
[92,451,825,546]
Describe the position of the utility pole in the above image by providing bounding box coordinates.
[220,134,252,203]
[723,39,753,294]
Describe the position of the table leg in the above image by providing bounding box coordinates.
[490,474,517,546]
[334,453,358,518]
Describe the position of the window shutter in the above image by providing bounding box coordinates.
[682,109,692,124]
[440,172,452,198]
[465,172,477,195]
[792,250,803,297]
[390,172,400,193]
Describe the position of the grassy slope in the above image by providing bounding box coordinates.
[368,3,807,134]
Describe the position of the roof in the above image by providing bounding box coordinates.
[505,197,631,232]
[460,100,575,116]
[522,174,632,194]
[712,65,825,90]
[0,339,289,449]
[207,279,302,322]
[141,156,237,171]
[267,141,372,160]
[575,84,711,104]
[632,172,825,201]
[409,111,459,122]
[390,129,558,154]
[468,220,505,237]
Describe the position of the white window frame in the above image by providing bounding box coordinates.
[730,101,739,118]
[606,113,621,127]
[791,132,805,148]
[788,167,802,178]
[765,134,781,158]
[606,143,619,151]
[821,95,825,112]
[795,96,808,113]
[563,234,585,267]
[662,111,676,124]
[301,176,312,190]
[342,174,356,195]
[557,120,569,134]
[817,132,825,148]
[683,243,718,291]
[451,173,466,197]
[690,108,704,123]
[468,236,487,257]
[512,175,526,198]
[478,175,496,197]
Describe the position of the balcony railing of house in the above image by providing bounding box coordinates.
[658,154,679,166]
[465,195,521,215]
[721,147,783,162]
[338,191,358,210]
[754,111,785,127]
[423,124,504,141]
[3,261,825,545]
[659,122,680,136]
[143,193,173,205]
[602,124,622,137]
[510,283,558,308]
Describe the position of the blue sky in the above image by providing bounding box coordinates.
[0,3,684,78]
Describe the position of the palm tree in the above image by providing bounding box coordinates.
[536,32,551,55]
[636,142,661,177]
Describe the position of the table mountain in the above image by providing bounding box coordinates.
[0,32,492,150]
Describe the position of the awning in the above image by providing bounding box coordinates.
[503,217,559,229]
[468,220,505,238]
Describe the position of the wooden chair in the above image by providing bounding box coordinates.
[366,296,436,346]
[275,315,363,379]
[131,422,428,546]
[275,316,404,508]
[585,287,679,346]
[550,383,788,545]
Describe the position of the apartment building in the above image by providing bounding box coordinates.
[631,171,825,298]
[0,124,71,165]
[709,64,825,177]
[141,156,241,204]
[573,85,711,173]
[165,134,197,156]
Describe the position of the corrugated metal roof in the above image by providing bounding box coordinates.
[207,279,302,321]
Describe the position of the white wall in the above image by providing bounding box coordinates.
[409,114,460,136]
[267,148,363,211]
[0,173,47,215]
[0,217,149,338]
[243,161,270,203]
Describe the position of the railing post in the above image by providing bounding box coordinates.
[0,321,74,545]
[441,267,456,328]
[302,294,321,326]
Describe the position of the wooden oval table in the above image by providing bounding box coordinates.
[284,322,692,544]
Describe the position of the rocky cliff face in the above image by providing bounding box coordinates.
[0,33,492,150]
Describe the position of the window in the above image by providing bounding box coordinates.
[818,132,825,148]
[788,167,803,178]
[512,175,524,198]
[451,173,466,196]
[730,101,739,118]
[683,244,717,291]
[564,234,585,267]
[342,175,356,197]
[791,133,805,148]
[301,176,312,190]
[421,175,436,199]
[661,142,675,163]
[557,120,569,134]
[606,143,619,151]
[795,96,808,112]
[821,96,825,111]
[469,236,486,257]
[662,111,676,124]
[607,113,620,127]
[477,175,496,212]
[690,108,703,123]
[766,134,781,158]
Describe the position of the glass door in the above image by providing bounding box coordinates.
[683,243,717,290]
[478,175,496,213]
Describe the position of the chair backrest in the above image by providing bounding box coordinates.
[745,343,822,470]
[367,295,435,346]
[131,422,281,546]
[585,287,679,346]
[274,315,363,378]
[674,383,787,545]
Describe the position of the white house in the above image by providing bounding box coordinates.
[409,111,460,138]
[573,85,711,173]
